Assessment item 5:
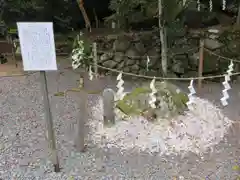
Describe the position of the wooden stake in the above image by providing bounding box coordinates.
[40,71,60,172]
[76,90,87,152]
[198,39,204,91]
[93,42,98,78]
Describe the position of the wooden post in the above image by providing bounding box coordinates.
[198,38,204,91]
[117,9,120,28]
[112,22,116,29]
[76,90,87,152]
[40,71,60,172]
[93,42,98,78]
[93,8,99,28]
[78,74,84,88]
[236,2,240,82]
[158,0,168,76]
[10,38,17,67]
[103,88,115,126]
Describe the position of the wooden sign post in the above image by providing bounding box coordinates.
[17,22,60,172]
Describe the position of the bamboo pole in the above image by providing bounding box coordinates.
[198,38,204,91]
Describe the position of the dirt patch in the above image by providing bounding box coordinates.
[0,61,24,77]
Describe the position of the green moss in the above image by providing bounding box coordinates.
[116,87,150,115]
[116,82,188,119]
[123,87,150,99]
[171,92,188,114]
[155,82,188,111]
[116,100,141,115]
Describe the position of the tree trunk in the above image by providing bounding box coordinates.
[158,0,168,76]
[77,0,91,32]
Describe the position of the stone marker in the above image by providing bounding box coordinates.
[103,88,115,126]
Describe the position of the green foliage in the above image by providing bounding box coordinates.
[72,33,92,54]
[71,32,93,69]
[4,0,45,15]
[1,0,72,30]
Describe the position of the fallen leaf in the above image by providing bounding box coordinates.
[232,165,240,171]
[68,88,81,92]
[54,92,65,96]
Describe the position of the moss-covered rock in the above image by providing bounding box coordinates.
[116,81,188,120]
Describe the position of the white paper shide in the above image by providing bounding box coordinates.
[17,22,57,71]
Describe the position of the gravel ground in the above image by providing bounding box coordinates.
[0,59,240,179]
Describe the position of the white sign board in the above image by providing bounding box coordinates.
[17,22,57,71]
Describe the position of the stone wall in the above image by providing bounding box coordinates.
[92,28,240,79]
[95,32,161,76]
[93,31,201,77]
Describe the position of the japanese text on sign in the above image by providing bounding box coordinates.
[17,22,57,71]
